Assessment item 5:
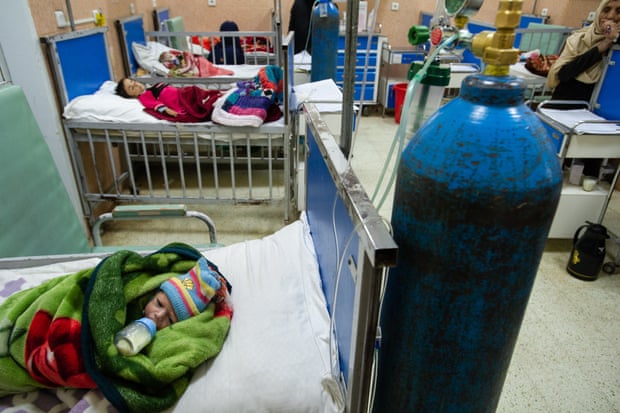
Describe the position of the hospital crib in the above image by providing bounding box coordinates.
[0,79,399,413]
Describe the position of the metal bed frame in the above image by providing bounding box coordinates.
[0,82,399,413]
[117,4,283,84]
[41,27,296,230]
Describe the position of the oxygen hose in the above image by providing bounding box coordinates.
[371,33,459,211]
[305,0,320,53]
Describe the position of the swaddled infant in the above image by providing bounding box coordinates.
[159,50,234,77]
[144,256,232,330]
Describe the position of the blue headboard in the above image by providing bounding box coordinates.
[153,7,170,31]
[306,130,359,385]
[116,14,147,77]
[304,104,397,410]
[41,28,112,106]
[592,46,620,120]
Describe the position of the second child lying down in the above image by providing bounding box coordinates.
[159,50,234,77]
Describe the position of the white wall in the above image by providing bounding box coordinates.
[0,1,86,232]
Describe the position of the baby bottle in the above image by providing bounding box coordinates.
[114,317,156,356]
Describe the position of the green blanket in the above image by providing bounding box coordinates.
[0,243,231,412]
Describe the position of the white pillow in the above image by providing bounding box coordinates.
[95,80,118,95]
[171,218,343,413]
[63,93,162,123]
[132,41,173,76]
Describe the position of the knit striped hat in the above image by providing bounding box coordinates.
[160,257,223,321]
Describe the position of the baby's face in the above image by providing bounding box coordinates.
[144,291,178,330]
[160,51,179,68]
[160,51,173,61]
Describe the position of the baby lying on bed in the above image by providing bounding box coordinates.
[159,50,234,78]
[0,245,233,412]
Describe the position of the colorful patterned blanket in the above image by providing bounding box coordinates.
[0,243,231,413]
[211,65,284,127]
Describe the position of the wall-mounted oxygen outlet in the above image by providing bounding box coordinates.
[540,8,548,17]
[208,0,216,6]
[55,10,68,27]
[587,11,596,21]
[391,2,399,11]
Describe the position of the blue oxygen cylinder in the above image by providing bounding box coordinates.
[310,0,339,82]
[373,74,563,412]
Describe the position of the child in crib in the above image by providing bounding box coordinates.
[115,78,222,122]
[159,50,234,77]
[144,256,233,330]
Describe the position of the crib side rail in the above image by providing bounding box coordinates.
[303,103,397,413]
[514,26,573,55]
[144,30,280,66]
[63,120,290,225]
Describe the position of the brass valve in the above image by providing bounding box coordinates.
[471,0,522,75]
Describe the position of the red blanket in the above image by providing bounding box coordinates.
[144,87,222,122]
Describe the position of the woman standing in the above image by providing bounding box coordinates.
[546,0,620,101]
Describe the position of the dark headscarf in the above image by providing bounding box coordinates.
[208,21,246,64]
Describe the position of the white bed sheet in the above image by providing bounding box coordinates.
[538,108,620,134]
[509,62,547,86]
[63,84,166,123]
[293,79,343,113]
[0,216,343,413]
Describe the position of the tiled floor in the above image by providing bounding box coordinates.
[102,108,620,412]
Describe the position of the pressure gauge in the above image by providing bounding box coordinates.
[445,0,483,17]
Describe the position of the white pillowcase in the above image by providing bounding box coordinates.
[171,217,343,413]
[63,92,162,123]
[132,41,173,76]
[95,80,119,95]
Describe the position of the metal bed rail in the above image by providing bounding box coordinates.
[145,30,280,66]
[515,26,574,55]
[64,121,290,226]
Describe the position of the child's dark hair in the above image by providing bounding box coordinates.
[115,78,131,98]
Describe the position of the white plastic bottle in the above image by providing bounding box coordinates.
[114,317,156,356]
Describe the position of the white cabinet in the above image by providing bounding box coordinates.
[539,109,620,238]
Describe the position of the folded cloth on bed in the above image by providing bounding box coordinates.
[211,65,283,127]
[0,243,232,413]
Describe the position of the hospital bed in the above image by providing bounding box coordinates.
[0,80,398,412]
[535,45,620,239]
[41,26,296,226]
[509,24,572,102]
[117,9,280,85]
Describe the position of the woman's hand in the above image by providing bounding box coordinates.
[599,19,619,52]
[164,108,178,117]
